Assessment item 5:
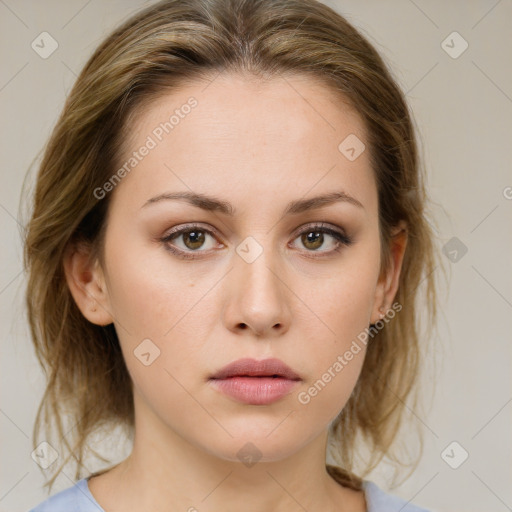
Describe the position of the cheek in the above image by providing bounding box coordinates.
[295,257,379,340]
[289,253,378,414]
[296,354,365,426]
[103,236,198,337]
[125,359,227,456]
[294,311,369,426]
[103,239,221,386]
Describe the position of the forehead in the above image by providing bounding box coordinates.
[111,72,376,216]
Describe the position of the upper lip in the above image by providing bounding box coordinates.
[210,358,301,380]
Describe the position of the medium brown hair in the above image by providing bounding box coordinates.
[23,0,443,493]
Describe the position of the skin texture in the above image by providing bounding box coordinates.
[64,72,407,512]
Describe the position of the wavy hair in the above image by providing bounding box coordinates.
[23,0,443,493]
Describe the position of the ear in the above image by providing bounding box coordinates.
[63,242,114,326]
[371,221,408,324]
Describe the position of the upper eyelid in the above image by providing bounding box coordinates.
[290,221,344,237]
[162,223,221,241]
[163,222,346,245]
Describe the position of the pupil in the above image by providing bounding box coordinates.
[185,230,205,249]
[303,231,323,249]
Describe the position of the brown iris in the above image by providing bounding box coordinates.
[301,231,323,250]
[182,230,206,250]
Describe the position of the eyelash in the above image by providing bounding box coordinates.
[159,222,353,260]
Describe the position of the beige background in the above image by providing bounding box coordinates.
[1,1,511,511]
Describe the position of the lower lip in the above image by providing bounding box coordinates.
[209,376,300,405]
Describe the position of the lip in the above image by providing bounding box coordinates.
[209,358,302,405]
[210,358,301,380]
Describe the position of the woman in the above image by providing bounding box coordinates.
[25,0,440,510]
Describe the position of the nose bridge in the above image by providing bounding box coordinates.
[226,234,291,336]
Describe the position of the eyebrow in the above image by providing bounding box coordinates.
[141,190,364,215]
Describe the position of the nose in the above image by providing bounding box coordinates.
[222,244,292,338]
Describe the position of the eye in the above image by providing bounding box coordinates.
[160,222,353,260]
[160,223,222,260]
[290,223,353,256]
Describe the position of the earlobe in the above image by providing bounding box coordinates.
[371,221,408,324]
[63,243,114,326]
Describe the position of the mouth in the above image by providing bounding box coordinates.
[209,358,302,405]
[209,357,301,381]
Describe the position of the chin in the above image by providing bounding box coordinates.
[198,425,314,465]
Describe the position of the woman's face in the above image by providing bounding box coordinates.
[80,72,400,462]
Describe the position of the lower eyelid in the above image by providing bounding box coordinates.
[164,230,219,249]
[161,225,352,257]
[291,233,351,252]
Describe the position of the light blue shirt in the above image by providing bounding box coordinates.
[28,477,431,511]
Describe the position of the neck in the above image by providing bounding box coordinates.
[88,391,365,512]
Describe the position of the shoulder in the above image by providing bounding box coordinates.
[363,480,431,512]
[28,478,105,512]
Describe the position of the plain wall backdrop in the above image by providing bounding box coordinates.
[1,1,511,511]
